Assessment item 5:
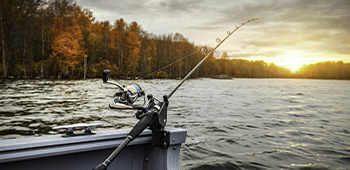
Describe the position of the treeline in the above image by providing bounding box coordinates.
[211,55,294,78]
[1,0,349,80]
[214,58,350,79]
[0,0,207,79]
[297,61,350,79]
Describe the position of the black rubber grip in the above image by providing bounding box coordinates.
[103,69,110,82]
[92,163,107,170]
[128,111,155,139]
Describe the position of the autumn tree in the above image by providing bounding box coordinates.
[139,36,156,77]
[123,31,141,77]
[173,33,186,77]
[86,29,103,77]
[73,6,94,78]
[145,39,156,75]
[110,19,126,76]
[51,17,85,77]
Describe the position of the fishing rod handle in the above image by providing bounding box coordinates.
[92,111,156,170]
[92,136,132,170]
[107,111,155,164]
[105,135,133,166]
[128,111,155,138]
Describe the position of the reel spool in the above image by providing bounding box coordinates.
[110,83,145,109]
[103,69,145,110]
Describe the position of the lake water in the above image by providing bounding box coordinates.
[0,78,349,169]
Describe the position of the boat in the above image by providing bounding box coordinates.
[0,69,187,170]
[0,19,257,170]
[0,71,187,170]
[0,124,187,170]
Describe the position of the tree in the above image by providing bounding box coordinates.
[74,6,94,78]
[0,6,6,78]
[51,17,84,77]
[145,39,156,75]
[110,20,122,75]
[218,52,229,74]
[123,31,141,77]
[222,52,228,58]
[114,19,126,76]
[173,33,186,77]
[0,0,44,78]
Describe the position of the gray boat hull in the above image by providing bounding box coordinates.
[0,127,187,170]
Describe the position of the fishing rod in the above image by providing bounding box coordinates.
[93,18,258,170]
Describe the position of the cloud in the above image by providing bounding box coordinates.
[78,0,150,15]
[75,0,350,62]
[159,0,204,13]
[204,0,350,52]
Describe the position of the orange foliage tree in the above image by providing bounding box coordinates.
[123,31,141,77]
[110,19,126,75]
[51,17,85,77]
[145,39,156,75]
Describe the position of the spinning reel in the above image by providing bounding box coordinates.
[103,69,145,109]
[110,83,144,109]
[103,69,168,129]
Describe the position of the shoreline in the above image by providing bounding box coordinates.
[1,76,350,81]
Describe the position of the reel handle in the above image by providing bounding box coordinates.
[103,69,110,83]
[102,70,125,90]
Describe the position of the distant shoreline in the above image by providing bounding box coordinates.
[1,76,350,81]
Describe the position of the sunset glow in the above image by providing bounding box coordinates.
[277,58,306,73]
[274,51,312,72]
[276,51,350,72]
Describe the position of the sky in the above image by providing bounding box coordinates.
[75,0,350,72]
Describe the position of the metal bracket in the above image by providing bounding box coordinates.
[158,102,168,128]
[154,95,168,128]
[52,123,103,137]
[152,130,170,148]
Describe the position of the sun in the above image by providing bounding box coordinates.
[283,58,306,72]
[274,57,307,73]
[274,50,311,73]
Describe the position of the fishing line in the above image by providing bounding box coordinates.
[141,50,201,79]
